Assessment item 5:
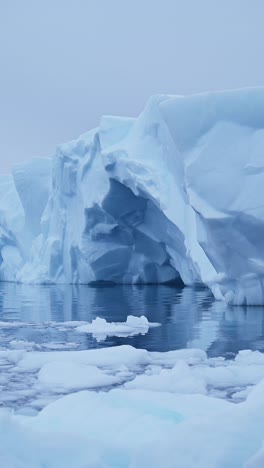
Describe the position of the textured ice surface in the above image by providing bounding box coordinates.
[1,343,264,467]
[2,89,264,304]
[0,158,51,282]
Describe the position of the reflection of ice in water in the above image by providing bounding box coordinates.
[187,319,219,351]
[225,306,264,325]
[1,283,264,355]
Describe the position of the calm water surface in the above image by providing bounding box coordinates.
[1,282,264,357]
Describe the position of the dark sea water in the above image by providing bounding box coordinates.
[0,282,264,357]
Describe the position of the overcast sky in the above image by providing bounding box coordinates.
[1,0,264,173]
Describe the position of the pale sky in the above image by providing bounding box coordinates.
[1,0,264,173]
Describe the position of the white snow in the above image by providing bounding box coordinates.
[76,315,160,341]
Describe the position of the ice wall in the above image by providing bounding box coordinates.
[0,159,51,281]
[2,88,264,305]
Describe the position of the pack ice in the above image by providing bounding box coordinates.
[1,88,264,305]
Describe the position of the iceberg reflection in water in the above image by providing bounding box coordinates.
[0,282,264,357]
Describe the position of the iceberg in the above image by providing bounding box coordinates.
[2,88,264,305]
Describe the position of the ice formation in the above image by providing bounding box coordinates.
[1,88,264,305]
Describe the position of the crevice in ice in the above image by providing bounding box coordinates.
[82,179,184,285]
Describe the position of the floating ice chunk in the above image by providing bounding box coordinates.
[76,315,160,341]
[15,344,150,371]
[150,348,207,366]
[38,361,120,391]
[126,314,160,328]
[125,360,207,394]
[235,349,264,365]
[192,362,264,389]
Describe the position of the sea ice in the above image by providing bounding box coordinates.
[0,344,264,467]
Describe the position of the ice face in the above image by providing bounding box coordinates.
[12,158,52,236]
[0,175,25,281]
[2,88,264,304]
[0,159,51,282]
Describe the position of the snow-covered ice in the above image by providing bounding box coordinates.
[2,88,264,304]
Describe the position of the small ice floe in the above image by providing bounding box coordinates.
[75,315,161,341]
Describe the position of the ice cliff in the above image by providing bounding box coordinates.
[1,88,264,305]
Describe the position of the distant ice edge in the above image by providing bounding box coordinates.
[1,88,264,305]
